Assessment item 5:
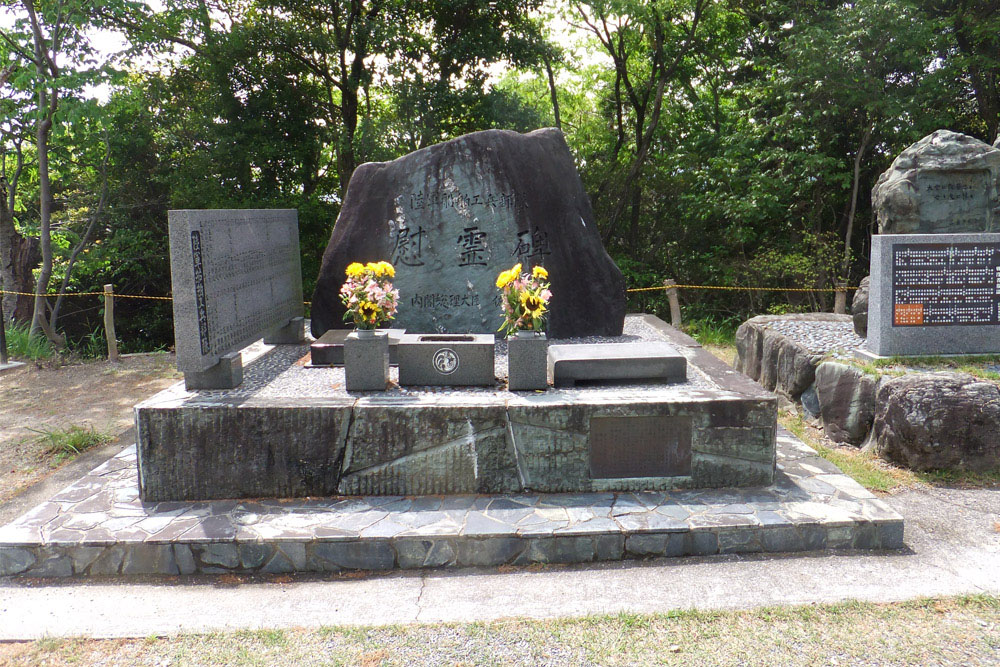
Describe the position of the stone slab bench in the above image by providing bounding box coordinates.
[547,342,687,387]
[310,328,405,366]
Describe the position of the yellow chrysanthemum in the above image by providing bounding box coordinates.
[345,262,365,278]
[520,292,547,318]
[496,268,515,289]
[532,265,548,280]
[512,262,522,276]
[378,261,395,278]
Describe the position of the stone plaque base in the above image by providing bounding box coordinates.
[182,351,243,390]
[589,416,692,479]
[263,316,306,345]
[310,328,405,366]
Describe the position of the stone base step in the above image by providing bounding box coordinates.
[0,430,903,578]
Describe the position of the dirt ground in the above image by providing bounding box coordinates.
[0,353,181,503]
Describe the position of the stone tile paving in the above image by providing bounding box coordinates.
[0,429,902,578]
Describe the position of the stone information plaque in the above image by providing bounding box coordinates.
[169,209,303,373]
[589,415,692,479]
[892,242,1000,327]
[914,170,992,232]
[865,232,1000,356]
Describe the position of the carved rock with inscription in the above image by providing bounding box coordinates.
[310,128,626,337]
[872,129,1000,234]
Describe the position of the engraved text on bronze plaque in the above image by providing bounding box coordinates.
[589,415,692,479]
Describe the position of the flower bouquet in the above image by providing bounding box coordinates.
[339,261,400,330]
[496,263,551,337]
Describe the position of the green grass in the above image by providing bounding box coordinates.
[2,596,997,666]
[780,412,916,492]
[29,425,115,462]
[682,318,737,347]
[3,320,56,361]
[846,354,1000,384]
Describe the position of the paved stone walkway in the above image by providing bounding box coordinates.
[0,429,901,578]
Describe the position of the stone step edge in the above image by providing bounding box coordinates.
[1,517,904,578]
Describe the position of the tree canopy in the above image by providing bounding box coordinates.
[1,0,997,349]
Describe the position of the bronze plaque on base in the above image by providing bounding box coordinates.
[589,415,692,479]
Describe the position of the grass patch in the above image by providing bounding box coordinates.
[3,320,56,361]
[29,425,115,462]
[682,318,737,347]
[915,467,1000,488]
[846,354,1000,384]
[780,412,918,492]
[1,596,998,666]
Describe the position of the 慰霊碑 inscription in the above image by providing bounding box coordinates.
[169,209,303,372]
[589,415,692,479]
[892,242,1000,327]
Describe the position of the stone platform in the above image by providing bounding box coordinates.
[0,429,902,578]
[136,316,778,501]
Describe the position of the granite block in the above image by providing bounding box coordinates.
[397,334,496,386]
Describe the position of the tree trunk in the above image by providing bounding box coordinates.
[543,54,561,130]
[841,123,873,280]
[29,85,55,339]
[0,146,39,323]
[0,222,39,324]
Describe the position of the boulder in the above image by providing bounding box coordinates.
[735,314,834,399]
[814,361,877,445]
[872,129,1000,234]
[310,128,626,338]
[872,373,1000,471]
[851,276,869,338]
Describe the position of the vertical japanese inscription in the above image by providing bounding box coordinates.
[190,230,211,355]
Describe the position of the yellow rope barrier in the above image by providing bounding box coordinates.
[625,284,858,293]
[3,284,856,300]
[0,290,315,305]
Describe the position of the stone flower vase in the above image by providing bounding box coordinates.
[344,329,389,391]
[507,330,548,391]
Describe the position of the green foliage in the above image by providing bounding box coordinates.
[2,0,999,347]
[682,319,737,347]
[30,424,114,461]
[3,320,56,361]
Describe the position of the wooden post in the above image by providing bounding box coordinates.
[104,284,119,362]
[664,279,682,328]
[834,281,848,315]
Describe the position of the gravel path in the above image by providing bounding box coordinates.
[762,319,866,356]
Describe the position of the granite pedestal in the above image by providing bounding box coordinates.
[507,332,548,391]
[396,334,496,386]
[0,316,906,579]
[132,316,776,501]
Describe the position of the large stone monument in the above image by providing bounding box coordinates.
[168,209,305,388]
[862,130,1000,357]
[872,129,1000,234]
[310,128,626,338]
